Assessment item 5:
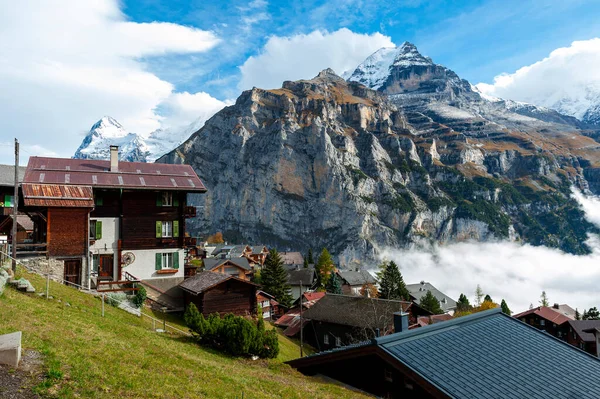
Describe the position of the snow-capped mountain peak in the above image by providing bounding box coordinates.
[89,116,127,138]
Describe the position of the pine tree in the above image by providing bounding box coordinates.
[303,257,309,268]
[325,272,342,294]
[420,290,443,315]
[315,248,335,290]
[475,285,484,306]
[377,261,410,301]
[575,308,581,320]
[583,309,589,320]
[261,249,293,308]
[484,294,493,303]
[500,299,511,315]
[456,293,471,311]
[307,249,314,264]
[539,291,549,307]
[584,307,600,320]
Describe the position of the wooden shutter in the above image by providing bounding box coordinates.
[4,195,13,207]
[156,193,163,207]
[173,196,179,207]
[173,253,179,269]
[173,220,179,238]
[95,221,102,240]
[156,221,162,238]
[155,253,162,270]
[95,196,103,206]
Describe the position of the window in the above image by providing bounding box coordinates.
[323,334,329,345]
[162,192,172,206]
[384,369,393,383]
[155,220,179,238]
[540,319,545,326]
[335,337,341,347]
[224,266,239,275]
[261,300,270,308]
[155,252,180,270]
[95,195,103,206]
[157,192,178,207]
[92,254,99,273]
[89,220,102,240]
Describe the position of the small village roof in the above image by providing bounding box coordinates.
[337,270,376,286]
[514,306,572,325]
[0,165,26,187]
[302,294,413,330]
[287,268,316,286]
[179,271,256,295]
[280,251,304,265]
[22,183,94,207]
[288,309,600,399]
[23,156,206,192]
[203,257,251,271]
[406,281,457,313]
[569,320,600,342]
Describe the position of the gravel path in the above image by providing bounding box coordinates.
[0,350,43,399]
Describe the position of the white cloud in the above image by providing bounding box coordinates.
[157,92,234,131]
[476,38,600,119]
[378,189,600,314]
[0,0,221,163]
[238,28,395,91]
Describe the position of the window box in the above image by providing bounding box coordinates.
[156,269,178,274]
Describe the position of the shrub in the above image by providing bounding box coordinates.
[105,292,127,307]
[184,304,279,359]
[132,285,147,308]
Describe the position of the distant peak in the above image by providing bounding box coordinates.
[91,116,123,131]
[392,41,432,66]
[316,68,343,80]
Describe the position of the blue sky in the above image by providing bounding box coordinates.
[122,0,600,100]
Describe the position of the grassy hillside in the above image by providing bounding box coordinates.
[0,267,370,398]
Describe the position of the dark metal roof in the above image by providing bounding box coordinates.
[569,320,600,342]
[289,309,600,399]
[302,294,412,330]
[280,252,304,265]
[407,281,457,313]
[337,270,376,286]
[179,271,257,295]
[287,268,316,286]
[22,183,94,207]
[203,257,251,271]
[23,156,206,192]
[0,164,26,187]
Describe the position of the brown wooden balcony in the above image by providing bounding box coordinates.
[183,206,196,218]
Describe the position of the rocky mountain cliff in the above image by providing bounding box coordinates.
[159,46,600,266]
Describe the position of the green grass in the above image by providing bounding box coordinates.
[0,268,371,398]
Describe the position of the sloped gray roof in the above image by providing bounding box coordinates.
[406,281,457,313]
[290,309,600,399]
[179,271,231,294]
[337,270,376,286]
[0,165,25,187]
[569,320,600,342]
[302,294,412,330]
[287,268,316,286]
[204,257,251,271]
[280,251,304,265]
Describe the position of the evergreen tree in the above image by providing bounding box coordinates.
[261,249,293,308]
[539,291,549,307]
[475,285,484,306]
[456,293,471,311]
[315,248,335,290]
[307,249,314,264]
[575,308,581,320]
[500,299,511,315]
[325,272,342,294]
[583,307,600,320]
[484,294,493,303]
[303,257,309,268]
[420,290,443,315]
[583,309,589,320]
[377,261,410,301]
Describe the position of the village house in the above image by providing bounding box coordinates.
[279,251,304,268]
[336,269,377,296]
[179,270,258,317]
[301,294,431,351]
[204,243,269,269]
[514,305,573,339]
[256,290,280,320]
[288,308,600,399]
[286,267,316,301]
[406,281,457,314]
[562,320,600,356]
[203,258,252,280]
[17,147,205,291]
[0,165,27,245]
[275,291,326,337]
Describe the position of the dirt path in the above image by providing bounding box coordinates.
[0,350,43,399]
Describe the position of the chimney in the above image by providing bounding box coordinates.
[110,145,119,172]
[553,303,559,309]
[394,312,409,333]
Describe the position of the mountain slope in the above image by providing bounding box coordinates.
[159,64,600,265]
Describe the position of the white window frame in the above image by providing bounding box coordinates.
[335,336,341,347]
[323,334,329,345]
[261,300,270,308]
[89,220,97,239]
[162,252,173,270]
[162,221,173,238]
[162,192,173,207]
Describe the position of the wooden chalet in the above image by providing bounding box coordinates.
[336,269,377,296]
[0,165,26,244]
[257,290,280,321]
[203,258,252,280]
[18,146,206,290]
[514,305,573,338]
[179,271,258,317]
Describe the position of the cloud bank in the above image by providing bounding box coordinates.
[0,0,226,163]
[238,28,394,91]
[379,189,600,314]
[476,38,600,119]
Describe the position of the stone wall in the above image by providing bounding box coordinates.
[19,257,65,282]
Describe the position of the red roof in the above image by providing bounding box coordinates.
[274,310,299,328]
[22,183,94,207]
[23,157,206,192]
[302,291,326,302]
[513,306,572,325]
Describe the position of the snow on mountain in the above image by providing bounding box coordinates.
[73,116,205,163]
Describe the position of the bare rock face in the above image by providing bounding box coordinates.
[159,63,600,264]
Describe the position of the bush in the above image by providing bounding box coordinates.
[184,304,279,359]
[105,292,127,307]
[132,285,147,308]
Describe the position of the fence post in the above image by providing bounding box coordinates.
[46,273,50,299]
[102,294,105,317]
